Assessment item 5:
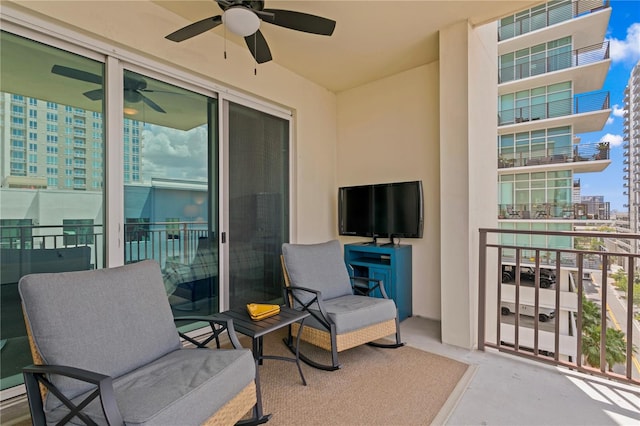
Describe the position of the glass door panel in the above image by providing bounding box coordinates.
[227,101,289,309]
[0,31,105,391]
[122,70,219,316]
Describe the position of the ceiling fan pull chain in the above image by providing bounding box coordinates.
[224,26,227,59]
[254,33,257,76]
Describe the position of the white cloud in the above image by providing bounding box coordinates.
[141,125,208,182]
[609,22,640,63]
[600,133,624,147]
[606,116,615,125]
[612,104,625,117]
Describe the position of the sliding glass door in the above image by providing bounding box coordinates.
[226,101,289,308]
[122,69,219,316]
[0,31,105,391]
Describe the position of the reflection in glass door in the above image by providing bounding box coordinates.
[121,70,219,317]
[227,101,289,309]
[0,31,105,392]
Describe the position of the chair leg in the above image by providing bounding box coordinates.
[235,369,271,426]
[282,324,341,371]
[367,316,404,349]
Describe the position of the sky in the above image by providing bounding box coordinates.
[577,0,640,211]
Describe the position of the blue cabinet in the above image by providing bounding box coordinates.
[344,243,412,321]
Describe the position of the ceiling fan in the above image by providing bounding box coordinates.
[51,65,167,113]
[165,0,336,64]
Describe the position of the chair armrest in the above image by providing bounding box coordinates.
[23,364,123,425]
[174,316,243,349]
[349,276,390,299]
[283,285,332,329]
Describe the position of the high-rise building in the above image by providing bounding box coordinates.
[0,93,143,190]
[623,63,640,235]
[615,61,640,259]
[497,0,612,260]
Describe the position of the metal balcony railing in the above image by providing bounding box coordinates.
[498,0,610,41]
[0,224,104,271]
[0,221,209,275]
[499,41,610,84]
[498,91,610,126]
[478,228,639,386]
[122,221,209,266]
[498,141,609,169]
[499,201,610,220]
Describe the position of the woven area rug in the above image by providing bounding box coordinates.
[241,329,471,425]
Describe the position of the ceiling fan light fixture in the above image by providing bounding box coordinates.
[222,6,260,37]
[123,107,138,116]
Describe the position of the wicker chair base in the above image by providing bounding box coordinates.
[292,318,397,352]
[203,381,257,426]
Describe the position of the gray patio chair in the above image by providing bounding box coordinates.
[19,260,269,425]
[281,240,403,370]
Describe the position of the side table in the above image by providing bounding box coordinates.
[216,306,310,386]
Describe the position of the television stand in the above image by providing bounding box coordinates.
[343,243,412,321]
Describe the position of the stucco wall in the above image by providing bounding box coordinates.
[336,63,441,320]
[439,21,498,348]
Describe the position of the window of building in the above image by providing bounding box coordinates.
[0,219,33,249]
[63,219,95,245]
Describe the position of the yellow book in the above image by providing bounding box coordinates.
[246,303,280,321]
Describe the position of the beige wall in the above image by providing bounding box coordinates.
[336,64,441,319]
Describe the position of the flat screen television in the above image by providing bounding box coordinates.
[338,180,424,242]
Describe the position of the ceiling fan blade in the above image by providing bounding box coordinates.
[51,65,103,85]
[245,30,272,64]
[140,93,166,113]
[83,89,104,101]
[262,9,335,35]
[165,16,223,42]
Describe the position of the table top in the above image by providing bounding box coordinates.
[216,306,309,339]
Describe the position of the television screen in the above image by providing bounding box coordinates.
[340,185,373,236]
[338,180,423,241]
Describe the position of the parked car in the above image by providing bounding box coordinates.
[501,301,555,322]
[501,265,555,288]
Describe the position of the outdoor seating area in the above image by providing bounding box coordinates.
[12,241,410,425]
[499,201,611,220]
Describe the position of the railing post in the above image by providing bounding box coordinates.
[600,253,608,373]
[626,256,634,381]
[478,229,487,351]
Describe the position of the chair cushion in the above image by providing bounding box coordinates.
[45,348,256,425]
[305,294,397,334]
[282,240,353,304]
[19,260,181,408]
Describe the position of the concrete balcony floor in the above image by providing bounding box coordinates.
[404,316,640,425]
[1,316,639,425]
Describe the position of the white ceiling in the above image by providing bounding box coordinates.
[154,0,544,93]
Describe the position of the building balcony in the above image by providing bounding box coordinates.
[498,1,611,49]
[498,91,610,134]
[498,42,610,94]
[498,141,610,173]
[498,201,610,220]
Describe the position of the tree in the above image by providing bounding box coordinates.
[581,298,632,371]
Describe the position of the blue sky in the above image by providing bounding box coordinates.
[577,0,640,211]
